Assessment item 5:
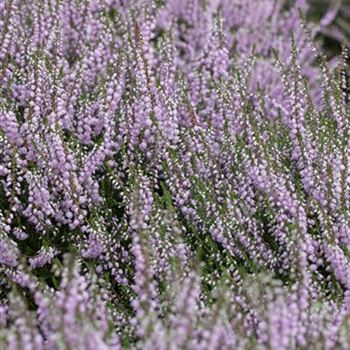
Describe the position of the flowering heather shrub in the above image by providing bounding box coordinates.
[0,0,350,349]
[310,0,350,53]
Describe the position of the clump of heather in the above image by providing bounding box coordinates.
[0,0,350,349]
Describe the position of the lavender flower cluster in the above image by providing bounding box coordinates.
[0,0,350,349]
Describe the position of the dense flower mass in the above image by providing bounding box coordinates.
[0,0,350,349]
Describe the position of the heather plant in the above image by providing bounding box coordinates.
[1,0,350,349]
